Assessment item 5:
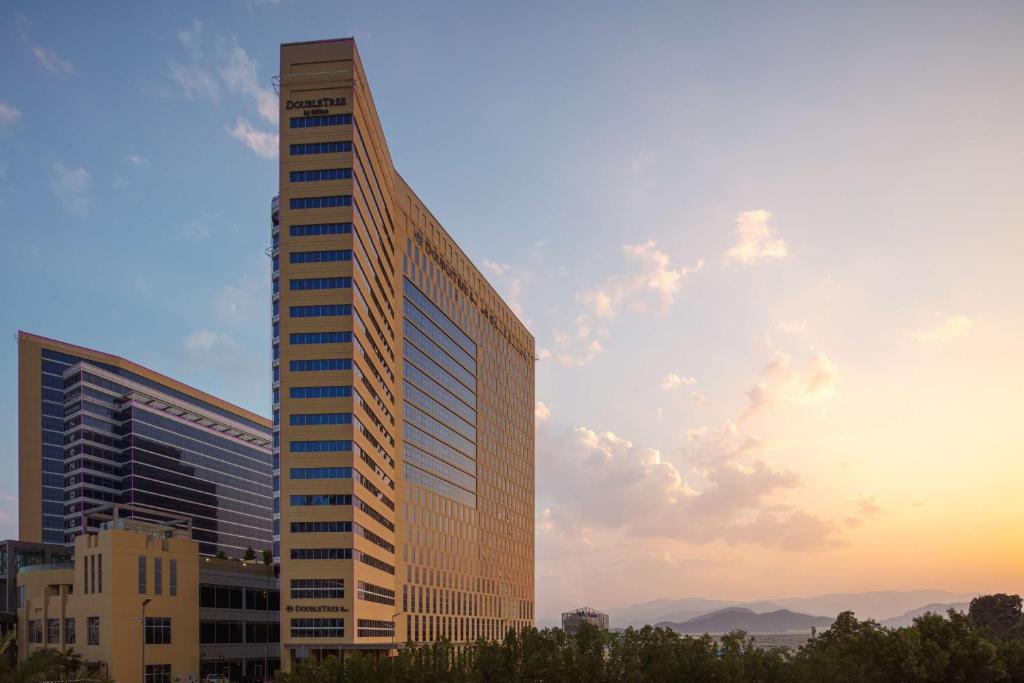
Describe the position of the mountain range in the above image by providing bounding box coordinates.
[656,607,834,634]
[538,590,977,629]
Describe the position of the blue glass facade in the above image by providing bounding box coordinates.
[53,354,274,556]
[400,278,478,508]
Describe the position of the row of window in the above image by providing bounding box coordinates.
[289,114,352,128]
[289,222,352,237]
[289,358,351,372]
[290,548,351,560]
[290,196,352,210]
[290,618,344,638]
[289,277,351,291]
[289,249,352,263]
[144,617,172,644]
[290,304,352,318]
[290,578,344,600]
[27,617,92,645]
[290,440,352,453]
[358,581,396,606]
[358,618,395,638]
[290,494,352,507]
[290,141,351,155]
[290,520,351,533]
[290,466,352,480]
[289,412,352,426]
[137,556,178,596]
[290,332,352,345]
[289,168,352,182]
[289,385,352,399]
[198,584,280,611]
[200,620,280,644]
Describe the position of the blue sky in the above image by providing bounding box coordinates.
[1,1,1022,617]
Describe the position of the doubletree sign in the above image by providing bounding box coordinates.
[286,97,348,117]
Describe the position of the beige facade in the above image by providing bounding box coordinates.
[17,525,201,683]
[275,38,534,666]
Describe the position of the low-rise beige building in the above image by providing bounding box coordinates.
[18,521,200,683]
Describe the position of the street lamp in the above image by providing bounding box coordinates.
[141,598,152,683]
[261,589,269,683]
[390,610,402,655]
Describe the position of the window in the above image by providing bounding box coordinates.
[138,556,146,594]
[29,621,42,643]
[289,277,352,291]
[17,586,25,608]
[289,358,351,372]
[144,617,171,644]
[290,467,352,480]
[358,581,396,606]
[289,386,352,399]
[289,168,353,181]
[357,619,395,638]
[290,521,352,533]
[289,413,352,426]
[289,141,351,155]
[290,618,344,638]
[290,331,352,345]
[97,555,102,592]
[290,494,351,507]
[290,222,352,237]
[64,618,75,644]
[289,249,352,264]
[46,618,60,644]
[88,617,100,645]
[145,664,172,683]
[289,196,352,210]
[154,558,162,595]
[289,114,353,128]
[169,560,177,596]
[289,548,352,560]
[289,304,352,318]
[291,578,345,599]
[289,440,352,453]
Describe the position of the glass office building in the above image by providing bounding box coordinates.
[275,38,535,666]
[18,333,274,557]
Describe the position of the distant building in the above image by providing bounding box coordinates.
[562,607,609,635]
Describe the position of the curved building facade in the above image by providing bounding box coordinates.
[274,38,535,665]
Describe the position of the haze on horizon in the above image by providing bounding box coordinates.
[0,1,1021,623]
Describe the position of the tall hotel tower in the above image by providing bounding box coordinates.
[274,39,534,663]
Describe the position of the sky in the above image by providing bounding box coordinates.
[1,1,1022,622]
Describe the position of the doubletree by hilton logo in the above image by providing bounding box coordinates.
[286,605,347,613]
[286,97,347,110]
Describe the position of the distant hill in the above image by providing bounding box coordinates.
[657,607,834,634]
[600,590,977,627]
[880,602,970,628]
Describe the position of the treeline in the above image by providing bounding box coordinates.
[276,594,1024,683]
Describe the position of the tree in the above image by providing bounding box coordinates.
[262,548,273,565]
[215,549,227,560]
[970,594,1023,640]
[244,546,256,561]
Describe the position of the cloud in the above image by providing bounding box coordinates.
[50,162,91,218]
[169,63,221,100]
[0,103,22,124]
[535,401,551,421]
[744,347,837,418]
[726,210,788,265]
[125,154,149,166]
[216,270,269,324]
[219,41,279,124]
[169,23,279,157]
[227,118,278,159]
[580,241,703,319]
[538,426,837,550]
[776,319,808,333]
[181,330,246,371]
[691,392,706,405]
[911,315,974,343]
[32,46,73,73]
[482,260,509,276]
[661,373,696,391]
